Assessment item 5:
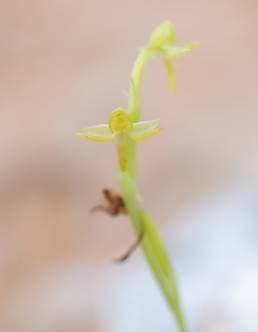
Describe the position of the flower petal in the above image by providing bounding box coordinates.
[130,128,161,141]
[77,124,115,142]
[132,119,160,132]
[129,119,161,141]
[164,40,199,60]
[163,58,176,91]
[164,46,191,59]
[184,40,199,50]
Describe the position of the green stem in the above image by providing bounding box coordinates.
[128,47,150,122]
[118,39,187,332]
[119,171,187,332]
[127,47,150,179]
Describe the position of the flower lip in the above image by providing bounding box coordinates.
[108,107,132,134]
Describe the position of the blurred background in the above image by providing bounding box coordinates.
[1,0,258,331]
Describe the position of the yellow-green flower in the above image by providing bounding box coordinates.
[77,107,161,169]
[148,20,199,90]
[77,107,160,142]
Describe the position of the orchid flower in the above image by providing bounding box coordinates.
[147,21,199,90]
[77,107,161,170]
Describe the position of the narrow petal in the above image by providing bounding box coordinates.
[76,124,115,142]
[130,128,161,141]
[184,40,199,50]
[129,119,161,141]
[164,46,191,59]
[163,58,176,91]
[164,40,199,60]
[133,119,160,132]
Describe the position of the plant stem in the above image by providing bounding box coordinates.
[126,47,150,179]
[118,45,188,332]
[128,47,150,122]
[119,171,187,332]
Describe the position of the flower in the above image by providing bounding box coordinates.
[147,20,199,90]
[77,107,161,142]
[77,107,161,170]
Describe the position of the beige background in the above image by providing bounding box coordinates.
[1,0,258,331]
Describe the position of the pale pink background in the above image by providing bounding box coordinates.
[1,0,258,331]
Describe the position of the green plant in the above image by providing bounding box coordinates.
[77,21,198,332]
